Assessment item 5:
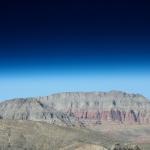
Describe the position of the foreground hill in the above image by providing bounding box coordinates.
[0,91,150,126]
[0,120,112,150]
[0,120,149,150]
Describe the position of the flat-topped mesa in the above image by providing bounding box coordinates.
[0,91,150,126]
[40,91,150,124]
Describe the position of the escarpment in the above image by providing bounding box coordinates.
[0,91,150,126]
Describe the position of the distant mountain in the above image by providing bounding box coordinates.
[0,91,150,126]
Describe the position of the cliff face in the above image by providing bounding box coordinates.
[0,91,150,126]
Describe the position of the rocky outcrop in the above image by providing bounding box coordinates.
[0,91,150,126]
[109,143,141,150]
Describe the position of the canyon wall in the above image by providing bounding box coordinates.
[0,91,150,126]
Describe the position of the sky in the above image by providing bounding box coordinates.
[0,1,150,100]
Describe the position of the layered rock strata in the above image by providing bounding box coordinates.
[0,91,150,126]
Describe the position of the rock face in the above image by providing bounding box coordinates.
[0,91,150,126]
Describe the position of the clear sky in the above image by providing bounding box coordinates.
[0,1,150,100]
[0,68,150,100]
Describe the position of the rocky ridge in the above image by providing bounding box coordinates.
[0,91,150,126]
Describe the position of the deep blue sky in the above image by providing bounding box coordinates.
[0,0,150,100]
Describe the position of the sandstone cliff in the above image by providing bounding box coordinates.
[0,91,150,126]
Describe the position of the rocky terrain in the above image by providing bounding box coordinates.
[0,91,150,126]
